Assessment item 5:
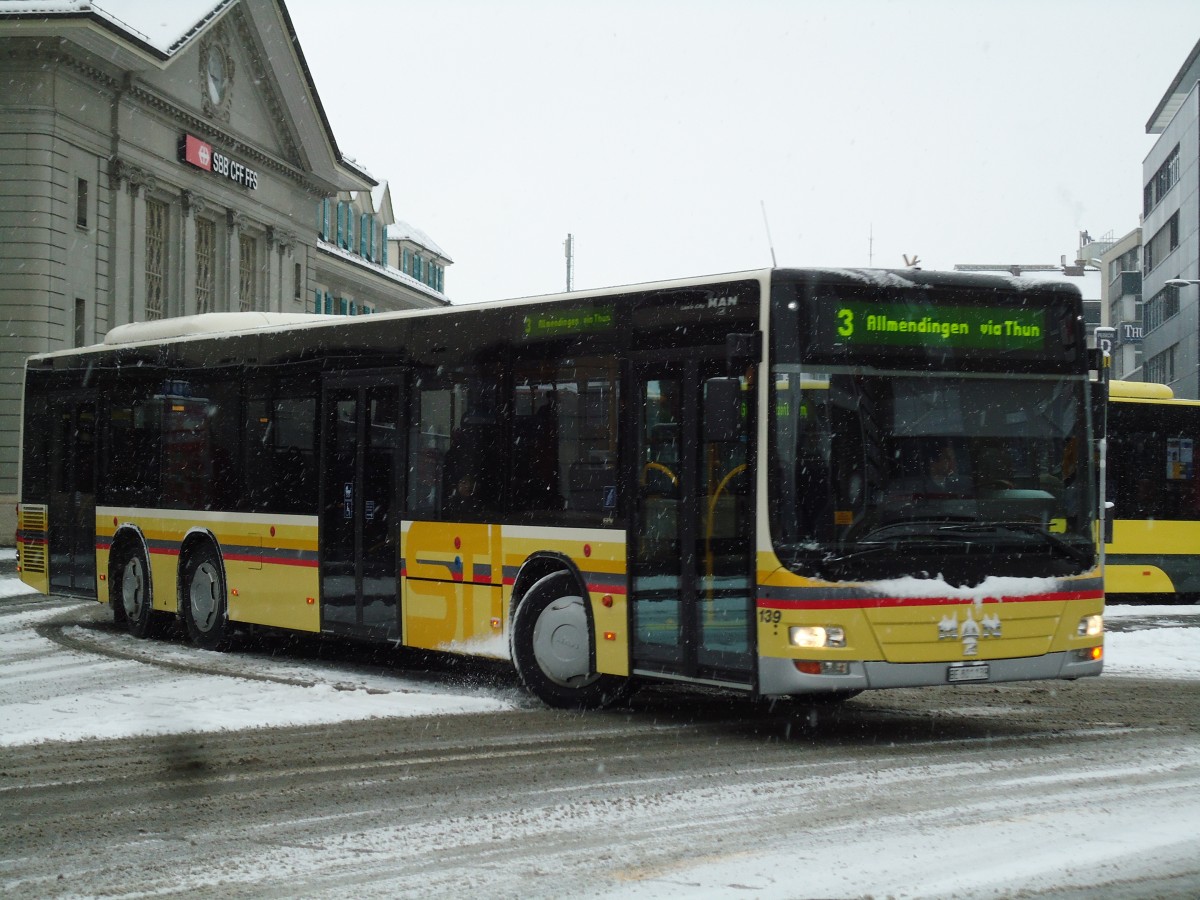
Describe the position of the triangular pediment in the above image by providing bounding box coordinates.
[89,0,370,194]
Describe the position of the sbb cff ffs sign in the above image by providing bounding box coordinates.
[179,134,259,190]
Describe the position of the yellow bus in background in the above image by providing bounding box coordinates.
[1106,380,1200,602]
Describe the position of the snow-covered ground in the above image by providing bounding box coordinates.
[3,548,1199,898]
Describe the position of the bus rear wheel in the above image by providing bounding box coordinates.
[510,572,631,710]
[113,545,156,638]
[182,544,231,651]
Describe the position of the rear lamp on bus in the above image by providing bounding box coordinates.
[788,626,846,649]
[1077,615,1103,637]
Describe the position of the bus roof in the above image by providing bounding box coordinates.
[30,266,1084,360]
[1110,380,1176,400]
[104,313,334,346]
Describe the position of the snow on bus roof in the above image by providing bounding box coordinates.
[103,312,336,346]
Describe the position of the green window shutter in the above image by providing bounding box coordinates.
[346,211,354,251]
[339,297,348,315]
[313,289,321,313]
[382,231,389,267]
[359,215,368,258]
[336,203,344,247]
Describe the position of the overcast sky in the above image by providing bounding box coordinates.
[280,1,1200,303]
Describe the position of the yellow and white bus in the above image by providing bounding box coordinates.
[1105,380,1200,602]
[17,268,1105,707]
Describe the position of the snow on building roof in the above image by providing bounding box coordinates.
[370,181,390,218]
[94,0,230,53]
[1,1,232,54]
[388,220,452,263]
[316,239,449,304]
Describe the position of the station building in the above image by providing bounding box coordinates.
[0,0,451,541]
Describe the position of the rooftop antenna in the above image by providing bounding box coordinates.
[760,200,777,267]
[564,233,574,292]
[868,223,874,267]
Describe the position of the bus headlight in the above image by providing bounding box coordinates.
[789,626,846,648]
[1077,615,1103,637]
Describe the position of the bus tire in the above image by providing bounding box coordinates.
[112,543,156,638]
[510,571,631,710]
[182,543,232,651]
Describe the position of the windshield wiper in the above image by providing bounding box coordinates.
[857,519,978,542]
[935,522,1094,567]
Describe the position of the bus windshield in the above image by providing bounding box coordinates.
[769,273,1097,586]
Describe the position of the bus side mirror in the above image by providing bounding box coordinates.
[705,377,743,443]
[726,332,762,373]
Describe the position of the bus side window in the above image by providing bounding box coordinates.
[406,367,500,519]
[99,386,161,507]
[243,381,318,514]
[510,357,619,524]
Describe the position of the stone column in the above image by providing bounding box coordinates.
[181,190,206,317]
[107,159,134,326]
[227,210,247,312]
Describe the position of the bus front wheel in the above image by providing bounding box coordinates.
[113,544,155,638]
[510,572,631,710]
[182,544,231,651]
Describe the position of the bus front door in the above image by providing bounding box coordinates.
[47,393,96,596]
[630,361,756,688]
[320,376,404,641]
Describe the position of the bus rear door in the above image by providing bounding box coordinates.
[47,392,97,596]
[320,374,404,641]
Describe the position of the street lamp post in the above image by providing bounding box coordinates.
[1163,280,1200,399]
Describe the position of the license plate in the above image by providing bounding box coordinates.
[948,663,990,683]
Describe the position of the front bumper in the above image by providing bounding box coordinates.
[759,650,1103,696]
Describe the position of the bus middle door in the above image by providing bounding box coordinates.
[629,359,756,689]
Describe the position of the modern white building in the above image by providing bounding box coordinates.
[1141,38,1200,399]
[1096,227,1143,383]
[0,0,451,541]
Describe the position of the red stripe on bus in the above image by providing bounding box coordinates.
[225,554,318,568]
[587,582,627,596]
[757,591,1103,610]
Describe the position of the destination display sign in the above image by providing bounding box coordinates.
[522,304,615,339]
[825,301,1048,352]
